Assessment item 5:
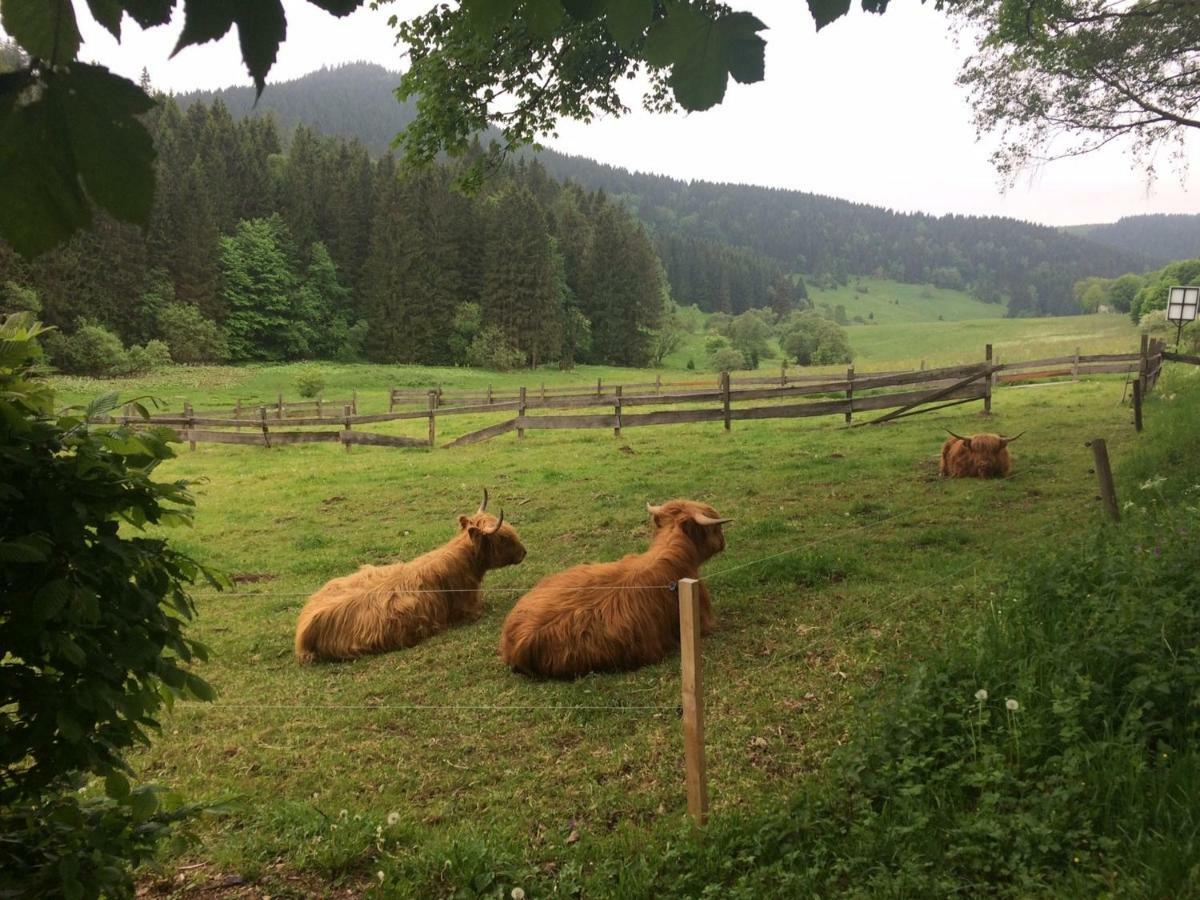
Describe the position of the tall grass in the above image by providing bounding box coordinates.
[642,365,1200,898]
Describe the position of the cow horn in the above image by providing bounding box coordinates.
[945,429,971,442]
[1000,431,1025,446]
[477,488,489,515]
[646,502,664,515]
[693,513,733,526]
[487,510,504,533]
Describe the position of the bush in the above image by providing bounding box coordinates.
[780,312,853,366]
[296,371,326,398]
[123,340,173,375]
[156,303,227,364]
[334,319,370,363]
[0,314,221,899]
[44,321,128,376]
[1,281,41,314]
[466,326,525,371]
[710,347,746,372]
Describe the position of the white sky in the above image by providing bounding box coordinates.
[61,0,1199,227]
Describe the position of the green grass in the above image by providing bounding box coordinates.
[807,276,1003,324]
[47,314,1177,897]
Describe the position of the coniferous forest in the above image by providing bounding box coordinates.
[0,94,699,370]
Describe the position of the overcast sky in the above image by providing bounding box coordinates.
[66,0,1199,227]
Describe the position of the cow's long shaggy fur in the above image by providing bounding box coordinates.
[499,499,729,679]
[939,432,1019,478]
[295,510,525,663]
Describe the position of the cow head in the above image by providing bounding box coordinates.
[944,430,1023,478]
[647,499,732,561]
[459,489,526,568]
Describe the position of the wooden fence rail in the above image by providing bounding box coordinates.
[95,345,1173,452]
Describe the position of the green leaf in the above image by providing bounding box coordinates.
[0,535,53,562]
[807,0,853,31]
[523,0,564,40]
[121,0,173,28]
[719,12,766,85]
[462,0,520,33]
[185,672,217,702]
[561,0,604,20]
[2,0,81,63]
[58,63,157,224]
[85,0,124,39]
[173,0,239,53]
[105,771,131,799]
[234,0,287,96]
[57,709,84,741]
[604,0,652,47]
[305,0,365,14]
[129,787,160,820]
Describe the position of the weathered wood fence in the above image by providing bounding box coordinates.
[93,343,1186,452]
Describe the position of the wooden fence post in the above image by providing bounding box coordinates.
[1088,438,1120,522]
[1139,333,1149,396]
[920,359,926,371]
[487,384,493,405]
[235,398,243,432]
[185,401,196,451]
[389,388,395,413]
[614,385,622,437]
[656,373,662,395]
[721,371,731,432]
[983,344,993,415]
[844,365,855,424]
[596,377,602,399]
[678,578,708,827]
[1132,381,1143,433]
[518,386,527,440]
[259,406,271,449]
[352,390,358,415]
[427,391,437,448]
[780,363,787,387]
[343,404,352,453]
[1072,346,1080,382]
[316,397,323,418]
[541,382,546,402]
[277,393,284,420]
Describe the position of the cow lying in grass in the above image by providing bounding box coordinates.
[499,499,731,679]
[295,491,526,663]
[939,430,1024,478]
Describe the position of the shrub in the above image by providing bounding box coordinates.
[44,321,128,376]
[334,319,370,363]
[0,313,221,899]
[780,312,853,366]
[466,326,525,371]
[156,303,227,364]
[686,358,695,370]
[296,371,326,398]
[124,340,173,375]
[710,347,746,372]
[1,281,41,314]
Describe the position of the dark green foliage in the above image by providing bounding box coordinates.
[465,325,526,371]
[220,216,305,361]
[0,314,221,898]
[43,320,128,376]
[1130,257,1200,322]
[155,303,227,364]
[780,311,853,365]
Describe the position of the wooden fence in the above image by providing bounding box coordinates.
[92,342,1186,452]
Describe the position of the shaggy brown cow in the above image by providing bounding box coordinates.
[498,499,731,679]
[295,491,525,663]
[939,430,1024,478]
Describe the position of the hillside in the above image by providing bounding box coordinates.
[1064,214,1200,262]
[179,63,1156,317]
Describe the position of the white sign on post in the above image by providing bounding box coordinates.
[1167,286,1199,324]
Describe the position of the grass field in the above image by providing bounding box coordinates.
[805,277,1003,324]
[48,313,1170,897]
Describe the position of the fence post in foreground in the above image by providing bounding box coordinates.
[1132,381,1143,433]
[185,401,196,451]
[1088,438,1120,522]
[984,344,993,414]
[259,406,271,449]
[721,371,731,432]
[844,365,855,425]
[518,386,527,440]
[277,393,284,420]
[343,404,352,453]
[614,385,623,438]
[678,578,708,827]
[1139,333,1149,396]
[352,390,358,415]
[427,391,437,448]
[596,377,602,399]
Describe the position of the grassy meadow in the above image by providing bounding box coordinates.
[51,311,1173,897]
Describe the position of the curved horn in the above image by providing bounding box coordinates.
[646,502,664,516]
[945,429,971,442]
[477,488,489,515]
[1000,431,1025,447]
[693,513,733,526]
[486,510,504,533]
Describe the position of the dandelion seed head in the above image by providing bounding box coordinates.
[511,889,526,900]
[387,811,401,826]
[974,689,988,702]
[1006,698,1019,711]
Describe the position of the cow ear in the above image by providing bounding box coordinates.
[458,515,470,530]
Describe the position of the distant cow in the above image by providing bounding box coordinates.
[939,430,1024,479]
[498,499,731,679]
[295,491,526,663]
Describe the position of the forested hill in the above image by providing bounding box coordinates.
[1064,214,1200,263]
[178,62,1155,317]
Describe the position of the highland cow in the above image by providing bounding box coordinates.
[939,430,1024,479]
[295,491,525,663]
[498,499,731,679]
